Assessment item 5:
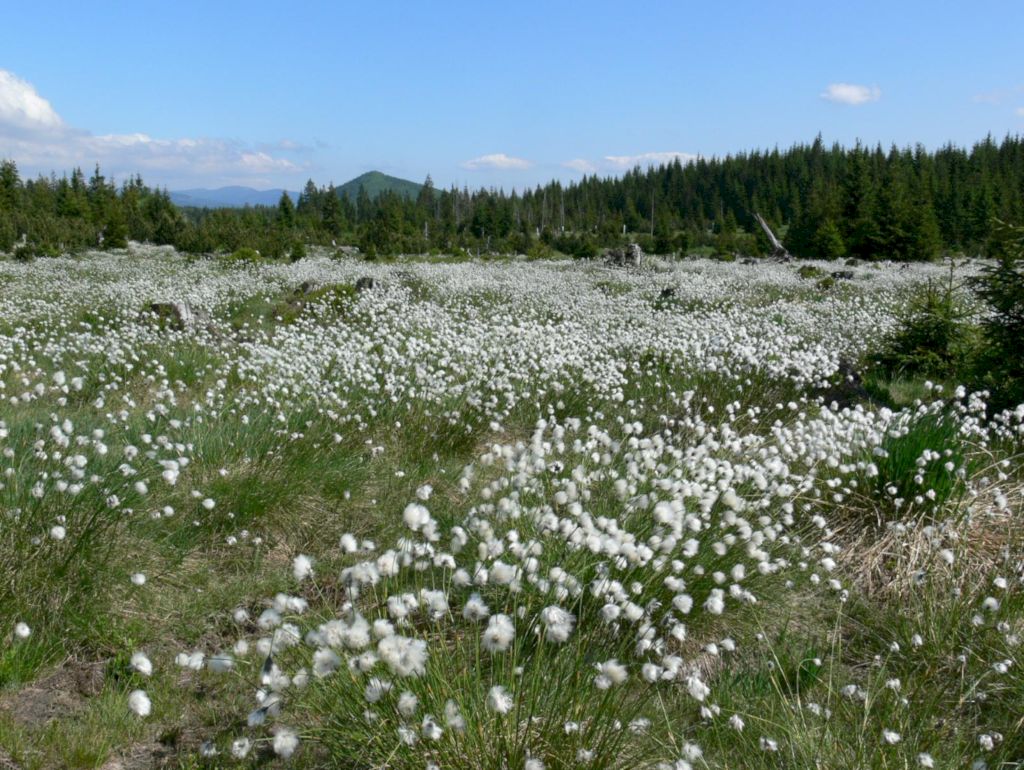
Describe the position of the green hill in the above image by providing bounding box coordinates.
[336,171,425,201]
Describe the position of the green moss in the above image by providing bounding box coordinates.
[797,264,824,279]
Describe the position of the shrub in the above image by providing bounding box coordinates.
[224,246,263,263]
[551,233,598,260]
[0,220,17,252]
[633,233,656,255]
[970,221,1024,409]
[653,230,675,255]
[872,266,976,378]
[526,241,554,260]
[289,240,307,262]
[12,244,35,263]
[797,265,824,279]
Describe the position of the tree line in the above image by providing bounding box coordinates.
[2,134,1022,261]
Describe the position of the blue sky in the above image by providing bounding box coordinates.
[1,0,1023,191]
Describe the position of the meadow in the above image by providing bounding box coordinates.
[0,247,1021,769]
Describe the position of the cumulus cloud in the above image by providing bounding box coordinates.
[0,70,65,135]
[0,69,302,186]
[820,83,881,106]
[462,153,532,171]
[602,152,697,169]
[562,158,598,174]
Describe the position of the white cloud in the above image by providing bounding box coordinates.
[820,83,881,106]
[602,151,697,169]
[1016,107,1024,117]
[0,70,64,134]
[462,153,532,171]
[562,158,598,174]
[0,69,302,186]
[973,85,1024,105]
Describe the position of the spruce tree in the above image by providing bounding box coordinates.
[278,191,296,229]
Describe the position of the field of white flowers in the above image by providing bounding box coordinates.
[0,246,1021,769]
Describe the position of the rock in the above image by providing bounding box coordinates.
[144,302,211,332]
[355,276,376,292]
[296,281,316,296]
[606,243,645,268]
[624,242,644,266]
[659,287,676,299]
[830,270,855,281]
[741,257,758,265]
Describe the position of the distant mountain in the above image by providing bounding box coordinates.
[335,171,424,201]
[169,186,297,209]
[169,171,425,209]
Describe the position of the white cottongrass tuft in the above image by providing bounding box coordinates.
[130,651,153,676]
[462,593,490,622]
[403,503,431,531]
[486,685,514,714]
[593,659,628,689]
[273,727,299,758]
[539,605,575,643]
[231,737,252,758]
[128,689,151,717]
[292,554,314,581]
[482,613,515,653]
[398,690,419,718]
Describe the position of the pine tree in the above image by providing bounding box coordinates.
[0,160,19,213]
[296,179,320,218]
[278,191,296,229]
[103,199,129,249]
[322,186,345,238]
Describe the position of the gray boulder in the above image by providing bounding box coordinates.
[144,302,211,332]
[606,242,645,268]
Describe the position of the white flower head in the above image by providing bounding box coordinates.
[128,689,151,717]
[130,651,153,676]
[482,613,515,653]
[292,554,314,581]
[273,727,299,758]
[487,684,514,714]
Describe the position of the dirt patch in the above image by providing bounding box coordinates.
[0,747,21,770]
[0,662,103,728]
[98,741,174,770]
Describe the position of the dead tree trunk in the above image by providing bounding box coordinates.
[754,213,792,261]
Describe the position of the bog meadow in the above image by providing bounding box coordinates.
[0,214,1022,768]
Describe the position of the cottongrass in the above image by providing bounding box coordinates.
[127,689,151,717]
[0,249,1020,766]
